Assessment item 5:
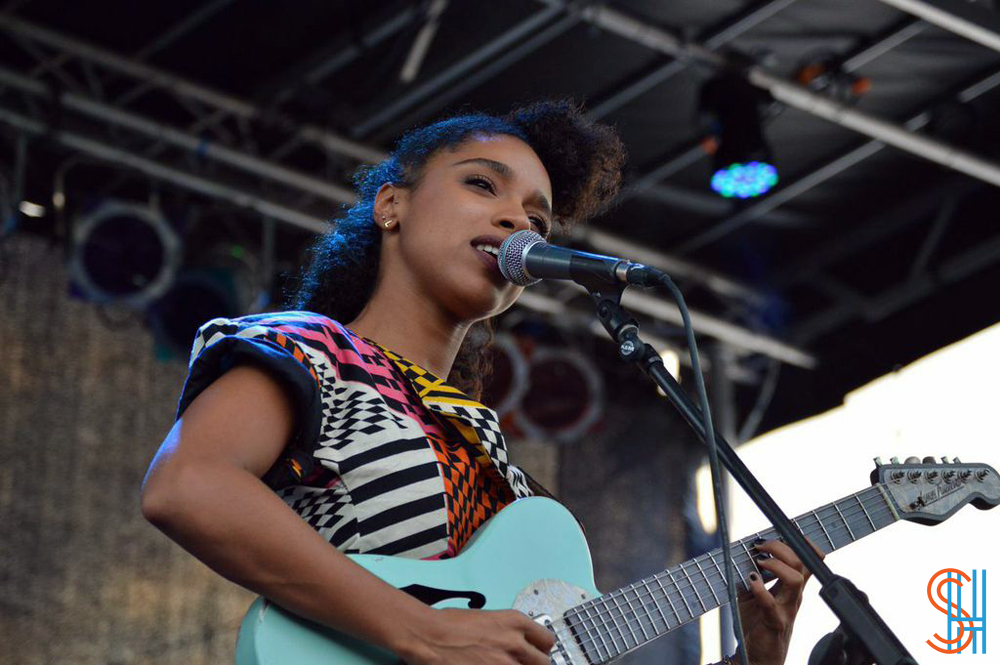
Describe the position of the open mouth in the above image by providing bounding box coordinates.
[472,243,503,279]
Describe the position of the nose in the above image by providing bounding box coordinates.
[493,206,533,235]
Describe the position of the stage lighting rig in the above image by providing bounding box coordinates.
[699,72,779,199]
[147,242,262,358]
[69,199,181,309]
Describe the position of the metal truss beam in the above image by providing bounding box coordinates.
[13,12,776,311]
[116,0,239,107]
[681,64,1000,254]
[0,65,355,204]
[0,105,330,232]
[349,4,569,138]
[616,18,926,228]
[0,98,812,368]
[265,7,421,107]
[792,228,1000,343]
[876,0,1000,54]
[0,13,385,164]
[551,2,1000,241]
[587,0,801,120]
[771,176,980,288]
[0,11,821,364]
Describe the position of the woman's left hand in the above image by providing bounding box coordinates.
[736,537,824,665]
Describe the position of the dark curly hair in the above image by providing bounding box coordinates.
[286,99,626,400]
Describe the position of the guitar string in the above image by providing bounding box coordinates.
[565,494,893,660]
[565,496,894,661]
[562,493,896,660]
[565,500,891,662]
[567,484,889,633]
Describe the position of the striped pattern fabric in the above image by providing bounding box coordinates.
[177,311,532,559]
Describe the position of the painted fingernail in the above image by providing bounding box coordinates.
[749,572,759,582]
[753,536,766,545]
[755,553,769,562]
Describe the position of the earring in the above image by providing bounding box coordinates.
[383,218,395,229]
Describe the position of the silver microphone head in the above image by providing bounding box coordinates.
[498,230,544,286]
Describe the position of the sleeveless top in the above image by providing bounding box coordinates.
[175,311,532,559]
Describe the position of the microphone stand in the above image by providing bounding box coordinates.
[580,275,918,665]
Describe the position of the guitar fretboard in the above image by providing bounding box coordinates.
[561,484,899,664]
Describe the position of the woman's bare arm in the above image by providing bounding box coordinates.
[140,364,553,665]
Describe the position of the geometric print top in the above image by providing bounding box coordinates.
[175,310,532,559]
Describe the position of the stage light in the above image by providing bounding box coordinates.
[148,267,242,357]
[481,334,529,416]
[18,201,46,217]
[513,347,604,444]
[69,200,181,309]
[700,72,778,198]
[710,161,779,199]
[147,244,261,358]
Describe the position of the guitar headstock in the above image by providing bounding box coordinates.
[870,456,999,525]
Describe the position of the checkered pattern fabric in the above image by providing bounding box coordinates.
[178,311,532,559]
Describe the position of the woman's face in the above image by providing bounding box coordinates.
[381,134,554,323]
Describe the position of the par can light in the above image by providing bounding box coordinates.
[69,200,181,309]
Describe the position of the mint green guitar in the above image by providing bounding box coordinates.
[236,459,998,665]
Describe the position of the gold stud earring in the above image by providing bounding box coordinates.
[384,219,395,229]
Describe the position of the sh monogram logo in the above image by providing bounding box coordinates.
[926,568,987,654]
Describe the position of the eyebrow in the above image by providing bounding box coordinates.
[452,157,553,218]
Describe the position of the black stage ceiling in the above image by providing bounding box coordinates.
[2,0,1000,436]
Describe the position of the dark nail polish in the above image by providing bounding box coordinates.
[753,536,766,545]
[749,572,758,582]
[755,553,769,562]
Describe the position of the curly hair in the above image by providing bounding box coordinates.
[285,99,626,401]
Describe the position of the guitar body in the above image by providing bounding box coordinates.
[235,459,999,665]
[236,497,599,665]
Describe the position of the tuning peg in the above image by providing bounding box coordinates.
[905,456,921,464]
[874,457,884,467]
[922,456,936,464]
[890,456,900,464]
[977,469,991,481]
[953,457,962,464]
[941,456,950,464]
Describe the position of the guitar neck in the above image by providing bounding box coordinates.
[562,484,900,664]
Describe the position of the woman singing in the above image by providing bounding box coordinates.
[141,100,813,665]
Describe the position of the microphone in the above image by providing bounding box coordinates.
[497,230,660,288]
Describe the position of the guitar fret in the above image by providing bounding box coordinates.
[680,561,707,612]
[642,577,670,633]
[585,604,614,662]
[655,573,682,626]
[709,549,744,596]
[604,596,630,653]
[740,532,761,588]
[811,510,834,550]
[693,556,720,606]
[625,584,652,642]
[664,568,693,619]
[569,606,596,663]
[635,582,658,639]
[855,493,876,531]
[832,501,855,541]
[610,592,638,649]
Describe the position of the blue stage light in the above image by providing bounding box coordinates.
[710,161,779,199]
